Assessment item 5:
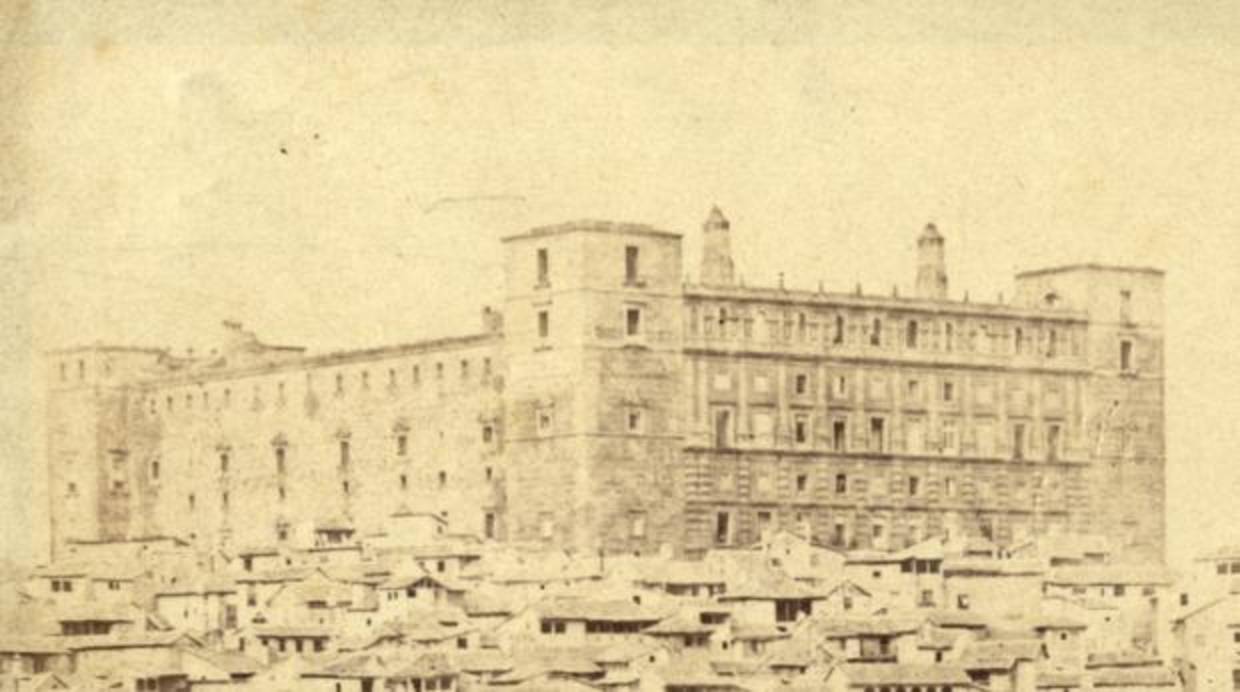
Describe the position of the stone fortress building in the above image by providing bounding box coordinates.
[45,210,1167,563]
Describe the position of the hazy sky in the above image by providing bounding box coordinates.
[3,0,1239,566]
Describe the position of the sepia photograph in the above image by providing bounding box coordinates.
[2,1,1240,690]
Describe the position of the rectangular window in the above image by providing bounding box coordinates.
[908,476,920,496]
[340,440,350,467]
[1120,339,1134,372]
[538,310,550,339]
[536,248,549,285]
[482,425,494,443]
[626,307,642,336]
[1013,423,1027,460]
[714,409,733,449]
[627,410,642,433]
[941,419,959,456]
[484,512,496,539]
[537,409,553,435]
[942,380,955,402]
[625,245,639,283]
[150,460,160,480]
[906,321,918,348]
[869,417,886,453]
[833,375,848,398]
[631,514,646,538]
[396,434,407,457]
[835,473,847,494]
[796,474,808,492]
[870,318,882,346]
[1046,424,1062,461]
[833,315,846,345]
[276,447,286,473]
[794,373,809,395]
[833,420,847,452]
[714,512,731,545]
[794,415,809,444]
[833,522,847,547]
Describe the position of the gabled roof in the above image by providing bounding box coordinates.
[534,598,664,623]
[645,611,718,636]
[959,639,1044,670]
[1047,564,1175,586]
[942,557,1043,576]
[833,663,972,686]
[0,636,69,655]
[1090,666,1179,687]
[719,569,827,601]
[389,652,457,679]
[63,631,201,651]
[803,615,919,639]
[180,647,263,676]
[304,652,393,679]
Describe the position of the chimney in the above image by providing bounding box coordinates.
[700,206,736,286]
[915,222,948,300]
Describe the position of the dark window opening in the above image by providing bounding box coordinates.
[537,248,549,285]
[626,308,642,336]
[715,512,731,545]
[625,245,640,283]
[538,310,550,339]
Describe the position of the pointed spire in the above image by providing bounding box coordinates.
[700,205,736,286]
[915,221,948,300]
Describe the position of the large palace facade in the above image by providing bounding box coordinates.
[45,210,1167,562]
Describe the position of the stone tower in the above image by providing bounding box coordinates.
[500,221,686,554]
[700,206,735,286]
[915,222,948,300]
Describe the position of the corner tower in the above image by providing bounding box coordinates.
[500,221,687,554]
[915,222,948,300]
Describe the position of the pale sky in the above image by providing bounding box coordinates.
[3,0,1239,566]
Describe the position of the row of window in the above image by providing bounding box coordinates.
[533,306,646,342]
[711,410,1068,461]
[534,245,643,287]
[186,466,486,511]
[147,357,494,416]
[712,368,1073,411]
[690,303,1082,357]
[711,510,1014,547]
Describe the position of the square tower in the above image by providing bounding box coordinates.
[501,220,687,554]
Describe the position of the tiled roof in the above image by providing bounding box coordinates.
[1090,666,1179,687]
[389,652,457,679]
[959,639,1045,669]
[835,663,972,686]
[182,647,263,676]
[805,615,920,639]
[719,570,826,601]
[0,636,69,654]
[534,598,664,622]
[1047,565,1175,586]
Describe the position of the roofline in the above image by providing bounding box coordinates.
[502,220,682,243]
[1015,263,1165,279]
[137,332,499,388]
[684,284,1090,322]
